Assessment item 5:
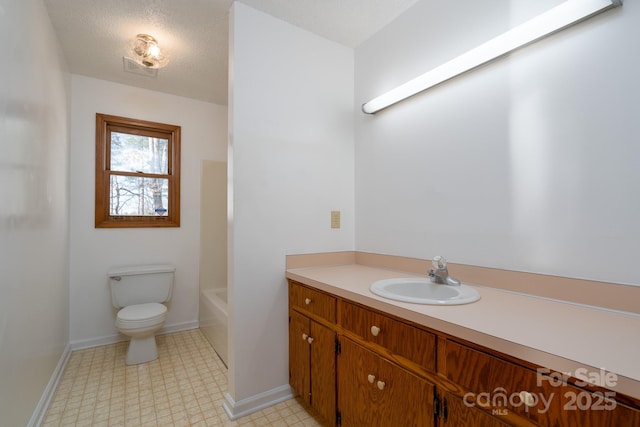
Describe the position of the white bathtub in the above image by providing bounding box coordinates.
[199,288,228,367]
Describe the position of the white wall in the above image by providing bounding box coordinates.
[199,160,227,294]
[355,0,640,285]
[228,2,354,407]
[69,76,227,346]
[0,0,71,425]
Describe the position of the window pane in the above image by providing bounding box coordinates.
[110,132,168,174]
[109,175,169,216]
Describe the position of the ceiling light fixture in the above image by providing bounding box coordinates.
[127,34,169,69]
[361,0,622,114]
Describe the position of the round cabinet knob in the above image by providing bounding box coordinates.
[377,381,385,390]
[367,374,376,384]
[307,337,314,344]
[370,326,381,337]
[304,298,312,305]
[302,333,308,341]
[519,391,536,407]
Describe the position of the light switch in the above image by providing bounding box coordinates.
[331,210,341,229]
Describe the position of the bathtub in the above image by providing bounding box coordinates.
[199,288,228,367]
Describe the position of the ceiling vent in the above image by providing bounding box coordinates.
[123,57,158,78]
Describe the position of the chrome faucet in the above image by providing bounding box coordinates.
[428,256,461,286]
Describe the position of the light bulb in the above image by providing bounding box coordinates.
[148,44,160,58]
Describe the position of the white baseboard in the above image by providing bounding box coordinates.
[222,385,294,420]
[162,320,199,335]
[69,320,200,351]
[28,344,72,427]
[70,332,124,350]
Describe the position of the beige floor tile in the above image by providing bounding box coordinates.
[42,329,323,427]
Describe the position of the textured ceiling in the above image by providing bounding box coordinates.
[43,0,417,106]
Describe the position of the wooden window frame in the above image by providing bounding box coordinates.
[95,113,181,228]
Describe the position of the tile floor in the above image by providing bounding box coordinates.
[42,329,323,426]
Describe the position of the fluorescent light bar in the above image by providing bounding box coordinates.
[362,0,621,114]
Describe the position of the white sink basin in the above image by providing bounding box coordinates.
[370,278,480,305]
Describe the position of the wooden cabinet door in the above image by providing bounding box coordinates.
[338,336,381,426]
[290,310,336,426]
[338,337,435,427]
[310,320,336,424]
[289,310,311,405]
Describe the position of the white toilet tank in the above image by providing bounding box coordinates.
[108,264,175,308]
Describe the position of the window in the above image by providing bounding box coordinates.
[95,113,181,228]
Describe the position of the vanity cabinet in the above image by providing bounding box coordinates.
[288,282,337,426]
[288,279,640,427]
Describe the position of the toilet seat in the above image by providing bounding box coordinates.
[116,302,167,330]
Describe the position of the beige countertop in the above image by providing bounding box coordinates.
[286,263,640,400]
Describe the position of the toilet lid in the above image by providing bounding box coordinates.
[117,303,167,322]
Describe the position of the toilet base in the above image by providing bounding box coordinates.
[125,335,158,365]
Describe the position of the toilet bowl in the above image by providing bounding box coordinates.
[116,302,168,365]
[108,264,175,365]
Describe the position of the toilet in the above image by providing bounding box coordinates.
[108,264,175,365]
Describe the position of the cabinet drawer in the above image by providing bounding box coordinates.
[341,301,436,373]
[289,281,336,323]
[444,340,542,420]
[444,340,640,426]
